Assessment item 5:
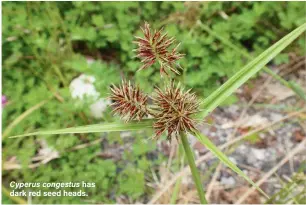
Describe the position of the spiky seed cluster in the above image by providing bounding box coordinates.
[110,81,148,121]
[134,22,185,75]
[152,81,200,140]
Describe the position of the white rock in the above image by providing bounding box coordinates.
[221,176,236,186]
[251,148,266,160]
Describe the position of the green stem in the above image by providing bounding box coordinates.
[170,177,182,204]
[180,132,207,204]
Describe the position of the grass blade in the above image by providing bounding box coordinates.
[2,185,27,204]
[3,99,48,139]
[288,81,306,101]
[9,119,154,138]
[170,177,182,204]
[198,23,306,119]
[193,131,269,199]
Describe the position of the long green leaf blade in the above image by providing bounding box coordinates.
[288,81,306,101]
[193,131,269,199]
[198,23,306,119]
[9,119,154,138]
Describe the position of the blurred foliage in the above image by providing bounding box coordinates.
[266,171,306,204]
[2,1,305,204]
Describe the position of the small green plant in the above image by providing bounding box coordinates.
[10,21,306,204]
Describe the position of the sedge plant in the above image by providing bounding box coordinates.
[9,22,306,204]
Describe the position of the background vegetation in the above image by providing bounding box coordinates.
[2,2,305,204]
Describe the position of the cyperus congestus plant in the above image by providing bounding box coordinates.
[11,21,306,204]
[109,81,207,204]
[134,22,184,75]
[115,22,208,203]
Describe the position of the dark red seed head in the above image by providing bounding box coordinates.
[151,81,200,140]
[134,22,185,76]
[109,80,149,121]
